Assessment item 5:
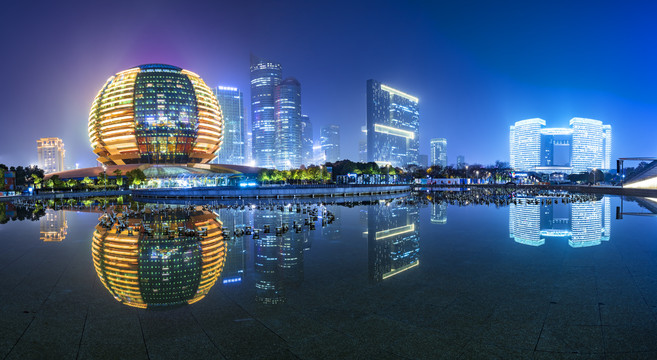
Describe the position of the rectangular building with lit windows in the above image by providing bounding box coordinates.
[213,86,245,165]
[430,138,447,167]
[37,137,65,174]
[366,80,419,168]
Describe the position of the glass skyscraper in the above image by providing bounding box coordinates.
[366,80,419,168]
[301,115,314,166]
[213,86,245,165]
[250,54,282,168]
[430,138,447,167]
[274,78,302,169]
[320,124,340,163]
[510,117,611,173]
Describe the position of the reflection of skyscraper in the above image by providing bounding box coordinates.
[509,202,543,246]
[40,209,67,242]
[430,202,447,224]
[509,197,611,248]
[367,201,420,282]
[91,210,225,309]
[217,209,249,285]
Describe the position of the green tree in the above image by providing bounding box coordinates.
[125,169,146,188]
[31,173,43,189]
[66,179,77,189]
[81,177,94,187]
[113,169,124,186]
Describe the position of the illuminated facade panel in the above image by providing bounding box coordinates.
[37,137,65,174]
[509,118,545,172]
[367,79,419,168]
[88,64,222,165]
[320,124,340,163]
[274,78,303,169]
[250,54,282,168]
[570,118,604,173]
[213,86,246,165]
[430,138,447,167]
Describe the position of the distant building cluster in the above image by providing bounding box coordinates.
[510,118,612,173]
[37,137,65,174]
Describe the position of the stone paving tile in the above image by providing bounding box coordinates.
[458,341,534,360]
[532,351,604,359]
[535,325,604,354]
[544,302,601,326]
[603,323,657,353]
[4,340,78,360]
[605,351,657,360]
[77,342,150,360]
[386,327,468,359]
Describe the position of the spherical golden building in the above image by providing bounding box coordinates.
[91,209,226,309]
[88,64,222,165]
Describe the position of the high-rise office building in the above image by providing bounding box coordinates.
[274,78,302,169]
[213,86,245,165]
[320,125,340,163]
[366,80,419,168]
[37,137,65,174]
[250,54,282,168]
[430,138,447,167]
[456,155,465,169]
[301,115,313,166]
[359,126,367,163]
[510,118,611,173]
[418,154,428,168]
[509,118,545,172]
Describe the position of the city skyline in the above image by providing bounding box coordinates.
[2,0,656,167]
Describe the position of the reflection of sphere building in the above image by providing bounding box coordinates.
[509,197,611,248]
[89,64,222,165]
[91,210,225,309]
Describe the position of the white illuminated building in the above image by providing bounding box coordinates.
[430,138,447,167]
[509,118,611,173]
[509,118,544,172]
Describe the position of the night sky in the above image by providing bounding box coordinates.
[1,0,656,168]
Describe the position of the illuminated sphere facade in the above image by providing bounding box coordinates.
[89,64,222,165]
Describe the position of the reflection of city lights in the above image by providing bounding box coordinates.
[374,224,415,240]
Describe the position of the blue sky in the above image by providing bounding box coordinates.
[1,0,656,167]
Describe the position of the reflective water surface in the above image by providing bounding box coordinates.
[2,194,657,359]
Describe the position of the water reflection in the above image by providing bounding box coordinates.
[366,200,420,282]
[509,197,611,247]
[431,202,447,224]
[40,209,67,242]
[91,209,225,309]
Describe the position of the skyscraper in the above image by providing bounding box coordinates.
[509,118,545,172]
[456,155,465,169]
[274,78,302,169]
[430,138,447,167]
[213,86,245,165]
[320,125,340,163]
[366,80,419,168]
[510,118,611,173]
[301,115,314,166]
[250,54,282,168]
[37,137,65,174]
[358,126,367,163]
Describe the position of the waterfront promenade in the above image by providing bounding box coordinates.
[4,183,657,202]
